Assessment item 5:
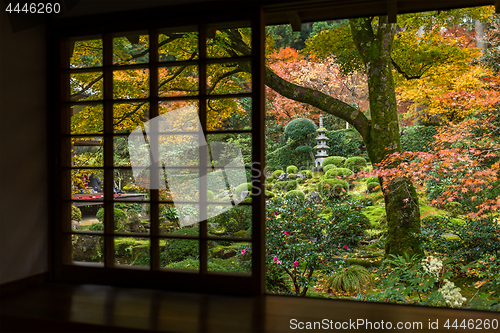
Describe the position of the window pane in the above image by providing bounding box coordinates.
[71,169,104,195]
[158,66,199,97]
[70,39,103,68]
[159,27,198,62]
[71,104,103,135]
[113,169,150,200]
[70,72,103,101]
[115,237,150,267]
[207,62,251,95]
[207,97,251,131]
[113,102,150,134]
[113,69,149,99]
[72,137,103,167]
[71,203,103,232]
[161,236,199,270]
[72,234,104,263]
[207,133,252,167]
[208,204,252,237]
[113,34,149,65]
[208,241,251,273]
[114,202,150,234]
[206,27,251,58]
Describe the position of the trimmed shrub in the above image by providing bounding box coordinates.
[284,118,317,141]
[316,179,349,197]
[344,156,368,173]
[325,129,363,158]
[322,156,347,167]
[297,178,304,184]
[265,177,274,183]
[273,180,298,192]
[89,222,104,231]
[367,182,381,193]
[365,176,379,184]
[300,170,313,178]
[286,165,298,174]
[288,173,296,180]
[325,167,354,179]
[323,164,337,172]
[161,227,200,263]
[235,182,252,197]
[266,191,276,198]
[207,190,215,201]
[272,170,284,179]
[71,205,82,222]
[96,207,128,231]
[285,190,306,200]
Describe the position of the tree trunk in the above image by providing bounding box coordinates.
[350,16,422,257]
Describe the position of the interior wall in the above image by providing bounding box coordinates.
[0,10,48,284]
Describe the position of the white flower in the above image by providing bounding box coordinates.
[422,256,443,277]
[438,279,467,308]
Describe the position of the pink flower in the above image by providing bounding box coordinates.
[284,231,290,235]
[274,211,278,215]
[273,256,277,262]
[241,249,247,255]
[277,260,281,264]
[294,260,299,267]
[343,245,349,250]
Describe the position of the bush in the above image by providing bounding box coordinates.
[161,227,200,263]
[285,190,305,200]
[400,125,437,152]
[286,165,298,174]
[284,118,317,141]
[235,182,252,198]
[365,176,379,184]
[444,202,463,217]
[273,180,298,192]
[367,182,381,192]
[96,207,128,231]
[288,173,296,180]
[164,258,226,271]
[266,191,275,198]
[297,178,304,184]
[300,170,313,178]
[323,264,373,293]
[207,205,251,234]
[325,167,354,180]
[207,190,215,201]
[325,129,363,158]
[323,164,337,172]
[71,205,82,222]
[272,170,284,179]
[89,222,103,231]
[265,177,274,184]
[344,156,367,173]
[316,179,349,197]
[266,142,315,171]
[322,156,346,168]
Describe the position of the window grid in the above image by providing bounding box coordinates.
[60,21,261,282]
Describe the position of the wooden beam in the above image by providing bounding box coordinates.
[388,0,398,24]
[287,11,302,31]
[496,0,499,14]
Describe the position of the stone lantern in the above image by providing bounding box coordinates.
[315,115,329,167]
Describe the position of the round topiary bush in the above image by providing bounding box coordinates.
[316,179,349,197]
[71,205,82,222]
[286,165,298,174]
[284,118,317,141]
[344,157,368,173]
[89,222,104,231]
[265,191,275,198]
[300,170,313,178]
[365,176,379,184]
[322,156,347,168]
[207,190,215,201]
[285,190,306,200]
[235,182,252,197]
[288,173,296,180]
[325,168,354,179]
[96,207,128,231]
[273,179,298,192]
[297,178,304,184]
[367,182,381,193]
[265,177,274,184]
[323,164,337,173]
[272,170,284,179]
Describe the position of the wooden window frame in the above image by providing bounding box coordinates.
[48,4,266,296]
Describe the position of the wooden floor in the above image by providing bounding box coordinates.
[1,283,499,332]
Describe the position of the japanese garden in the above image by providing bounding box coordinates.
[69,5,499,312]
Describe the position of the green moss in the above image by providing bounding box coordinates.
[362,206,386,229]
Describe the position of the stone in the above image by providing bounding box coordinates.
[276,173,289,181]
[71,220,81,231]
[295,174,307,180]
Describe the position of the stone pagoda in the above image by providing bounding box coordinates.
[315,115,329,167]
